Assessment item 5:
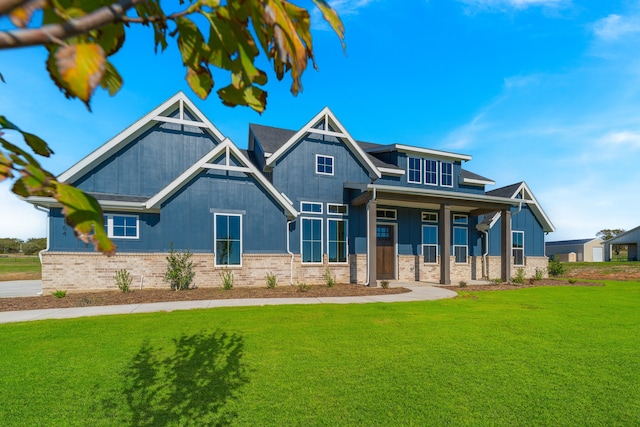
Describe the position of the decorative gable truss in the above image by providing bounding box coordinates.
[58,91,225,185]
[264,107,382,180]
[145,139,298,219]
[484,182,554,232]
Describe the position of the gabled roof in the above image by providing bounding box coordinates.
[606,225,640,245]
[262,107,382,179]
[58,91,225,184]
[145,139,297,218]
[482,182,555,232]
[460,169,495,186]
[546,238,602,246]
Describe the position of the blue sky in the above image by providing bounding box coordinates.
[1,0,640,241]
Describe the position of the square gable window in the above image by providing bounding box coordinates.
[316,155,334,176]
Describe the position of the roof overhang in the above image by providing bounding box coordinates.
[347,183,519,215]
[460,176,495,186]
[365,144,472,162]
[25,196,155,213]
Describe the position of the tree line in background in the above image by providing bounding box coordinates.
[0,237,46,255]
[597,228,626,256]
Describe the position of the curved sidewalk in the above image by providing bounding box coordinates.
[0,286,457,324]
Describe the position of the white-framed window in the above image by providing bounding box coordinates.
[422,224,438,264]
[300,201,322,214]
[422,212,438,223]
[328,219,348,263]
[453,214,468,225]
[301,217,323,263]
[103,214,139,239]
[376,209,397,220]
[513,231,524,266]
[214,213,242,266]
[316,154,334,176]
[327,203,348,215]
[408,157,422,183]
[453,226,468,263]
[425,159,438,186]
[441,162,453,187]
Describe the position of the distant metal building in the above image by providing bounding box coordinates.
[546,238,604,262]
[604,226,640,262]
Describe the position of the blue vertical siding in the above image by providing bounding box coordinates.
[49,169,288,253]
[487,206,545,257]
[73,121,218,197]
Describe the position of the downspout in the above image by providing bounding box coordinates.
[286,219,294,285]
[364,187,377,287]
[34,205,50,264]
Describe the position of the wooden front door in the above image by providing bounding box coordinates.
[376,224,395,280]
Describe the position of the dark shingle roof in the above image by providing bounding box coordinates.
[249,123,402,171]
[460,169,493,183]
[249,123,295,153]
[486,182,523,198]
[88,192,149,202]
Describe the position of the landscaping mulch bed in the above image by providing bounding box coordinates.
[0,284,410,312]
[437,279,603,292]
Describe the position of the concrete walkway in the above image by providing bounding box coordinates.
[0,280,42,298]
[0,285,457,324]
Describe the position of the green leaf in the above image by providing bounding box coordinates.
[0,151,13,181]
[312,0,345,49]
[96,22,126,56]
[218,83,266,113]
[23,132,54,157]
[186,66,213,99]
[56,183,116,254]
[99,61,123,96]
[54,43,106,109]
[175,17,208,69]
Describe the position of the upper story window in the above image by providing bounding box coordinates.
[103,214,139,239]
[424,159,438,185]
[422,212,438,223]
[328,203,348,215]
[441,162,453,187]
[407,157,422,184]
[316,155,334,176]
[301,202,322,214]
[512,231,524,266]
[453,214,468,225]
[377,209,397,220]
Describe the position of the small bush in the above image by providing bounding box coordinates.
[220,269,234,290]
[265,272,277,289]
[511,268,526,285]
[164,244,195,290]
[459,280,467,288]
[534,267,545,281]
[324,267,335,288]
[568,278,577,284]
[52,290,67,298]
[548,257,565,277]
[114,269,132,293]
[380,280,389,289]
[490,278,503,284]
[297,282,310,292]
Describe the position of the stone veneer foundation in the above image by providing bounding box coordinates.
[41,252,550,292]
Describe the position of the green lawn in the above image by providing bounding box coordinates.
[0,256,41,275]
[1,281,639,426]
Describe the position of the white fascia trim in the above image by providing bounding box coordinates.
[379,167,405,176]
[24,196,153,212]
[367,184,521,206]
[365,144,472,162]
[58,92,225,184]
[516,182,555,233]
[264,107,382,179]
[145,139,298,218]
[461,177,496,186]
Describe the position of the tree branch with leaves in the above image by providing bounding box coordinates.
[0,0,344,254]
